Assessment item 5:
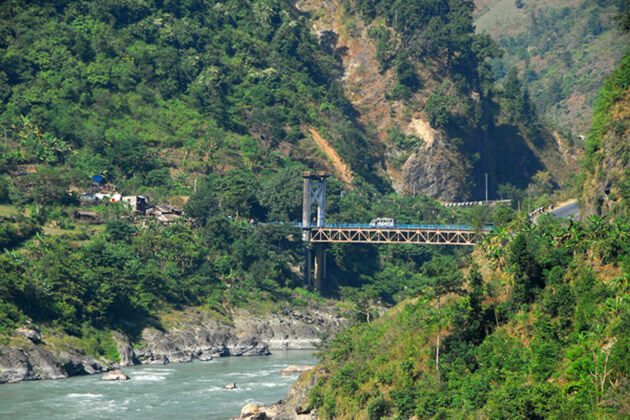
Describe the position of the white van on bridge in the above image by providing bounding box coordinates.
[369,218,395,227]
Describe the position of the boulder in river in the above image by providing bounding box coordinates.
[101,369,129,381]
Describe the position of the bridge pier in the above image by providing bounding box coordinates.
[303,243,327,291]
[313,244,326,291]
[304,245,313,289]
[302,171,329,291]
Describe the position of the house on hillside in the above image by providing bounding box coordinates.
[122,195,149,214]
[145,204,183,224]
[95,192,122,203]
[79,193,99,206]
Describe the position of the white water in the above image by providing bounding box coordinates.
[0,350,317,420]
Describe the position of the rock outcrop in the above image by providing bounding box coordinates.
[0,346,108,384]
[581,59,629,218]
[0,305,347,384]
[15,326,42,344]
[112,331,136,367]
[402,140,471,201]
[134,307,347,366]
[281,365,314,376]
[237,368,322,419]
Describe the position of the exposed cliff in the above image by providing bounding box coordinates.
[297,0,573,201]
[581,54,629,217]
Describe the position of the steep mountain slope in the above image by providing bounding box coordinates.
[303,215,629,418]
[474,0,629,139]
[0,0,383,198]
[287,22,630,418]
[298,0,574,201]
[581,53,629,217]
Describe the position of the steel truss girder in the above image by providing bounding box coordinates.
[308,227,485,246]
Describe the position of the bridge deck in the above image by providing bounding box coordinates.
[304,224,492,245]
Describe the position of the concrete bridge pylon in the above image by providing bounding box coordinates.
[302,171,328,290]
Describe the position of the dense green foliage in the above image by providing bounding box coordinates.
[581,52,629,217]
[583,53,630,168]
[0,0,404,338]
[0,165,491,338]
[0,0,381,198]
[0,0,500,342]
[348,0,503,114]
[0,216,305,336]
[310,215,630,418]
[0,8,626,419]
[475,0,629,137]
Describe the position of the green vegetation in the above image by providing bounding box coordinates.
[309,214,630,418]
[0,5,627,418]
[583,53,629,171]
[0,0,381,201]
[0,0,401,341]
[347,0,503,116]
[475,0,629,137]
[307,26,630,417]
[580,28,629,218]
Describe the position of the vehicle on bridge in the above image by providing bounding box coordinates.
[369,217,395,227]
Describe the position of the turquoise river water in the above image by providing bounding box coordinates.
[0,350,317,420]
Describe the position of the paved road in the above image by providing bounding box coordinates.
[549,199,580,220]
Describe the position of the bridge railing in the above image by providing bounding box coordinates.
[297,222,494,232]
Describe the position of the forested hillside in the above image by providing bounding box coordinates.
[581,53,629,217]
[306,214,629,417]
[0,0,385,195]
[474,0,629,139]
[298,0,574,200]
[0,1,627,404]
[0,0,569,344]
[297,17,630,417]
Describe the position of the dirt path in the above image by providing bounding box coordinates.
[306,126,354,186]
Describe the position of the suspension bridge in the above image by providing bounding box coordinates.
[300,172,493,290]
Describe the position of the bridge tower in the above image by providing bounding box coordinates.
[302,171,328,290]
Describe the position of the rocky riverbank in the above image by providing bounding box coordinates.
[0,306,347,384]
[237,366,323,419]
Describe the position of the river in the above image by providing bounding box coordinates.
[0,350,317,420]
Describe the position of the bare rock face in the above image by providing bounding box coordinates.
[237,369,321,419]
[233,307,348,351]
[0,348,62,384]
[0,304,348,384]
[402,141,471,201]
[134,306,347,366]
[227,336,271,357]
[15,327,42,344]
[59,351,108,376]
[0,346,108,384]
[112,331,136,367]
[239,402,285,419]
[134,321,235,364]
[281,365,314,376]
